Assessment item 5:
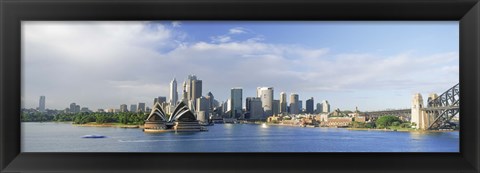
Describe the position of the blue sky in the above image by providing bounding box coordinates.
[22,21,459,111]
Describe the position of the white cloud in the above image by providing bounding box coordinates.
[229,27,247,34]
[171,21,182,28]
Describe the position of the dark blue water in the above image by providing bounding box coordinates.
[21,122,459,152]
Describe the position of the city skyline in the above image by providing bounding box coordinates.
[22,21,459,111]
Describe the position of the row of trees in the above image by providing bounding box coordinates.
[21,112,148,125]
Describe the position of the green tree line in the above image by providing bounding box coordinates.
[21,112,148,125]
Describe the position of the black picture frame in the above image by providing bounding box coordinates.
[1,0,479,172]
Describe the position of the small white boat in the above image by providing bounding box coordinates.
[82,134,106,138]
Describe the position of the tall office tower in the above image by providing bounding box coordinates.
[257,87,274,116]
[130,104,137,113]
[38,96,46,112]
[298,100,303,113]
[289,93,299,114]
[69,103,76,113]
[182,81,188,103]
[322,100,331,113]
[138,102,146,112]
[230,88,243,118]
[206,92,215,110]
[186,75,202,103]
[280,92,287,113]
[306,97,314,114]
[120,104,128,112]
[246,97,263,119]
[196,96,210,122]
[157,96,167,104]
[272,100,280,115]
[75,105,81,113]
[316,103,322,113]
[169,78,178,106]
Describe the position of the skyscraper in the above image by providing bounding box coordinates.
[130,104,137,113]
[272,100,280,115]
[289,93,299,114]
[186,75,202,103]
[322,100,330,113]
[120,104,128,112]
[298,100,303,113]
[257,87,274,116]
[230,88,243,118]
[246,97,263,119]
[39,96,46,112]
[138,102,146,112]
[306,97,314,114]
[280,92,287,113]
[206,92,215,111]
[196,96,210,123]
[316,103,322,113]
[182,81,188,103]
[169,78,178,106]
[70,103,77,113]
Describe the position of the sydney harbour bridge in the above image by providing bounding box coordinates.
[363,83,460,130]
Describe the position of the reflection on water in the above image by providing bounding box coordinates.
[22,122,459,152]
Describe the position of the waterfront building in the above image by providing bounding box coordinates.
[144,101,203,132]
[289,93,299,114]
[272,100,280,115]
[120,104,128,112]
[246,97,263,119]
[257,87,274,116]
[138,102,146,112]
[169,78,178,106]
[280,92,287,113]
[231,88,243,118]
[306,97,314,114]
[322,100,330,113]
[130,104,137,113]
[196,96,210,123]
[39,96,46,112]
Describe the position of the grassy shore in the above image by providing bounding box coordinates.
[74,122,143,128]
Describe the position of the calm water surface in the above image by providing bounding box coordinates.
[22,122,459,152]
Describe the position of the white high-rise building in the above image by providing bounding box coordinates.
[322,100,330,113]
[196,96,210,123]
[39,96,46,112]
[169,78,178,106]
[231,88,243,118]
[257,87,274,116]
[280,92,287,113]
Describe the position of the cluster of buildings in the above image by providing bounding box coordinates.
[222,87,331,121]
[30,74,333,124]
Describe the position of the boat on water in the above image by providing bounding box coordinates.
[82,134,106,138]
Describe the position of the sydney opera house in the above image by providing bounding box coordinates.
[144,101,206,132]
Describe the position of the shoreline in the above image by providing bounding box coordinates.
[73,122,143,129]
[23,121,458,132]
